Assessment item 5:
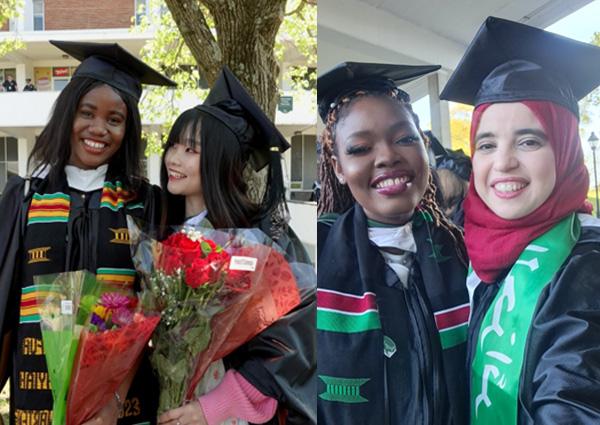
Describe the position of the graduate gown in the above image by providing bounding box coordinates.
[467,214,600,424]
[0,173,161,425]
[317,205,469,425]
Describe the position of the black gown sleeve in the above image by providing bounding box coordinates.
[0,177,26,381]
[234,290,316,425]
[520,248,600,424]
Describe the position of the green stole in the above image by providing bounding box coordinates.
[471,213,580,425]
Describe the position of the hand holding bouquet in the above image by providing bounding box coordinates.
[128,219,305,414]
[66,290,160,425]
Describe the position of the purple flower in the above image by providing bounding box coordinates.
[91,313,107,331]
[100,293,130,310]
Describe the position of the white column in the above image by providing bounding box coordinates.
[428,72,451,148]
[15,63,27,92]
[17,136,30,177]
[147,153,161,186]
[21,0,33,32]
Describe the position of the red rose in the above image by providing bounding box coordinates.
[159,232,203,273]
[163,232,200,251]
[184,257,214,289]
[158,249,183,274]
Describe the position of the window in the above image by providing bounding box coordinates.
[0,137,18,194]
[290,133,317,191]
[33,0,44,31]
[135,0,150,25]
[0,68,16,83]
[34,67,74,91]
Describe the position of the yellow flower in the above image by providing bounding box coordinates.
[93,305,108,320]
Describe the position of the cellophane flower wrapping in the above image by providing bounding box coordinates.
[66,286,160,425]
[34,271,104,425]
[127,217,313,413]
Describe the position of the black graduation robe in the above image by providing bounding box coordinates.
[0,174,161,425]
[467,217,600,424]
[317,205,469,425]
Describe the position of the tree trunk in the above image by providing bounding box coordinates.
[164,0,286,119]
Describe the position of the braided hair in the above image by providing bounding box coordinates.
[318,89,467,265]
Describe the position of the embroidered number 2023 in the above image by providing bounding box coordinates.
[118,397,141,418]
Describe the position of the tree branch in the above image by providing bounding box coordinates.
[165,0,221,83]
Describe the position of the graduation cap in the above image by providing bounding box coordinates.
[439,16,600,118]
[317,61,441,122]
[50,40,176,101]
[196,66,290,171]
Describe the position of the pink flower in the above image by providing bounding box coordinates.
[111,307,134,327]
[100,293,131,310]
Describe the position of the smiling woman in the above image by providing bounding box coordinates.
[69,84,128,170]
[440,16,600,425]
[316,62,469,425]
[0,41,175,425]
[472,102,556,220]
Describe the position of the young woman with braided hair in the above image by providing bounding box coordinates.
[316,62,469,425]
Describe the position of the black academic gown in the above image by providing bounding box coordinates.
[0,174,162,425]
[317,205,469,425]
[467,220,600,424]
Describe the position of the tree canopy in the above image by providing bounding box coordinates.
[0,0,24,58]
[132,0,316,155]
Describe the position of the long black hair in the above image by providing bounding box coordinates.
[28,77,144,190]
[160,108,262,228]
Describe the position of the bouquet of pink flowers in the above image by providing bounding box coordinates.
[128,219,311,413]
[34,270,160,425]
[66,291,160,425]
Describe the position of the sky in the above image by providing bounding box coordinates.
[413,0,600,153]
[546,0,600,42]
[547,0,600,188]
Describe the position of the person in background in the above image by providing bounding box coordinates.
[2,75,16,92]
[23,79,36,91]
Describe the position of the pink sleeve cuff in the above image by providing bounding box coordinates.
[198,369,278,425]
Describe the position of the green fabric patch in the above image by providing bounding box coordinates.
[471,214,579,425]
[319,375,370,403]
[366,219,399,228]
[318,213,341,226]
[439,323,468,349]
[317,310,381,333]
[383,335,397,358]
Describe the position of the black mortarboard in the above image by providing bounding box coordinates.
[317,61,441,122]
[440,16,600,118]
[196,66,290,171]
[50,40,176,101]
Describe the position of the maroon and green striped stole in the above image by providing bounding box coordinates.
[317,288,381,333]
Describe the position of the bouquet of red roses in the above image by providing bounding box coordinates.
[128,219,309,413]
[66,289,160,425]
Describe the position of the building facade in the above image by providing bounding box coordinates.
[0,0,317,257]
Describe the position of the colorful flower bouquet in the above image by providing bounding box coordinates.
[34,270,159,425]
[34,271,103,425]
[128,218,311,413]
[66,290,160,425]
